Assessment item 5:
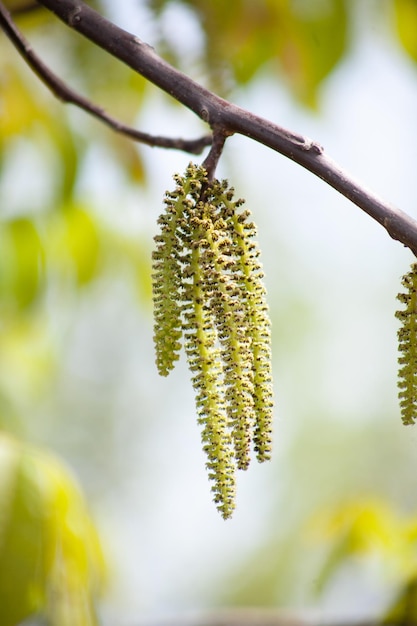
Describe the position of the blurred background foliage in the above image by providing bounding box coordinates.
[1,0,417,624]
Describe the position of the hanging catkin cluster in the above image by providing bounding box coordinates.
[396,262,417,426]
[152,163,273,518]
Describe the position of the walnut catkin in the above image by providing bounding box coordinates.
[152,163,273,518]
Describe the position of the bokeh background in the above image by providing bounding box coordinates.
[2,0,417,623]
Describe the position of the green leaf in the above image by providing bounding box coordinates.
[150,0,349,105]
[311,499,417,603]
[384,578,417,623]
[0,218,44,311]
[394,0,417,63]
[0,64,48,138]
[50,205,101,286]
[279,0,349,107]
[0,434,105,626]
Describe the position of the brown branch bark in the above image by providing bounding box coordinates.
[4,0,417,256]
[0,2,211,154]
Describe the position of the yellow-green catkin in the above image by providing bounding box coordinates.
[151,163,274,518]
[152,177,186,376]
[396,262,417,425]
[219,182,273,462]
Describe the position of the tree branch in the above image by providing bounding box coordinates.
[6,0,417,256]
[202,127,230,180]
[0,2,211,154]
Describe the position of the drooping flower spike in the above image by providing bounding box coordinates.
[152,163,273,518]
[396,262,417,425]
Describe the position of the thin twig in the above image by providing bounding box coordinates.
[5,0,417,256]
[0,2,211,154]
[202,127,230,180]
